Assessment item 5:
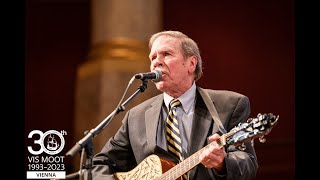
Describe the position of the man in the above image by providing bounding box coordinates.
[91,30,258,179]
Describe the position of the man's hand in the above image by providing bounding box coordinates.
[199,133,226,171]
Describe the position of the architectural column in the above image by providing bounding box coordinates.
[72,0,162,170]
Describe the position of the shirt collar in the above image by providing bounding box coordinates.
[163,82,196,113]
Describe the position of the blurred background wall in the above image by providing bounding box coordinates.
[25,0,294,179]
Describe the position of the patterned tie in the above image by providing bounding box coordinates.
[166,99,188,180]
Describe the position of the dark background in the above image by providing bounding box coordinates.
[24,0,295,179]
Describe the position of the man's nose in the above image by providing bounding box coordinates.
[152,57,163,67]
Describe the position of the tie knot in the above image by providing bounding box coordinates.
[169,99,181,109]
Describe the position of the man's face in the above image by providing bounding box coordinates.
[149,35,196,96]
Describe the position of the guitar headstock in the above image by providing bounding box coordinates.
[226,113,279,148]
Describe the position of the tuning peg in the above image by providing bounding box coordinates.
[259,136,266,143]
[238,143,246,151]
[257,113,262,119]
[237,122,242,127]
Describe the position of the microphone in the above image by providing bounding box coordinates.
[134,69,162,82]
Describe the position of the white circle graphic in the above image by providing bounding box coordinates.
[40,130,65,155]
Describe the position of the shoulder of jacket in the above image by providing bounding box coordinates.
[130,93,163,110]
[198,87,247,99]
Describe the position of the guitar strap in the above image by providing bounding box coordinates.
[197,87,227,134]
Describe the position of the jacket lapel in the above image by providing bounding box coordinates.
[145,95,163,153]
[189,89,214,156]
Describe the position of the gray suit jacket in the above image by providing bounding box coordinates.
[92,87,258,180]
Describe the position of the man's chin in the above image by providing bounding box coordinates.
[155,81,166,91]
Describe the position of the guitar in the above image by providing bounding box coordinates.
[114,113,279,180]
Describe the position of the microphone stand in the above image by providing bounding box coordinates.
[65,78,149,180]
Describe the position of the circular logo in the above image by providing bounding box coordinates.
[40,130,65,155]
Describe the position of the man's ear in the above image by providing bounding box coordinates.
[188,55,197,73]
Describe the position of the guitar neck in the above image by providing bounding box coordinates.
[160,132,233,180]
[160,150,202,179]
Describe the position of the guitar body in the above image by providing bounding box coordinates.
[114,154,181,180]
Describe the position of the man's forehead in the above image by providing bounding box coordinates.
[152,37,180,50]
